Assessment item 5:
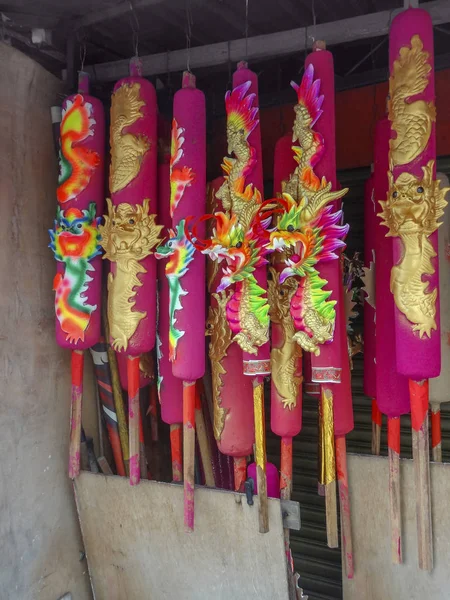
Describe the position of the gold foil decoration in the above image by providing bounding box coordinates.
[388,35,435,167]
[233,277,270,354]
[268,266,303,409]
[205,291,233,441]
[110,82,151,193]
[100,198,163,351]
[379,161,448,338]
[319,386,336,486]
[253,382,266,472]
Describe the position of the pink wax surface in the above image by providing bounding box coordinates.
[157,163,183,424]
[389,8,440,379]
[273,134,296,195]
[216,341,255,457]
[271,134,302,438]
[55,90,105,350]
[374,118,410,417]
[110,75,158,356]
[332,284,354,436]
[116,351,152,390]
[363,175,377,398]
[247,462,280,499]
[170,74,206,383]
[305,48,346,378]
[233,63,270,375]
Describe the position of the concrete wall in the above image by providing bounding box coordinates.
[344,454,450,599]
[0,42,94,600]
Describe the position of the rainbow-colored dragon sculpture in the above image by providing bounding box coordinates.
[49,203,101,342]
[189,81,274,354]
[268,64,349,356]
[156,220,195,360]
[57,95,101,204]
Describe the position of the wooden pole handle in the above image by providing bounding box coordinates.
[127,356,141,486]
[253,379,269,533]
[183,381,196,532]
[69,350,84,479]
[388,416,402,564]
[336,435,354,578]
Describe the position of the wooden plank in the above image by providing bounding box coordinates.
[75,472,293,600]
[343,455,450,599]
[80,0,450,81]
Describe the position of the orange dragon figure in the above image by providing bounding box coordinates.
[57,94,100,204]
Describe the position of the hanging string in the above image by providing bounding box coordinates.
[79,39,87,72]
[245,0,249,62]
[185,0,193,72]
[227,41,232,91]
[129,0,140,58]
[311,0,317,43]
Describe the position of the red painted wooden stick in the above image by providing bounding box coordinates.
[388,416,402,564]
[371,398,382,456]
[170,424,183,482]
[128,356,141,486]
[431,405,442,462]
[69,350,84,479]
[336,435,353,579]
[183,381,196,532]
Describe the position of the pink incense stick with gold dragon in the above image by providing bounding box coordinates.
[379,8,448,571]
[100,59,162,486]
[50,71,105,479]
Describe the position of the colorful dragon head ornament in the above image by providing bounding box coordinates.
[267,65,349,355]
[50,202,101,262]
[49,203,102,343]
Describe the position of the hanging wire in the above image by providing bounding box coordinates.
[227,40,232,91]
[311,0,317,43]
[79,39,87,72]
[129,0,140,58]
[245,0,249,62]
[185,0,193,72]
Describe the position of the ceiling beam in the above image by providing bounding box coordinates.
[81,0,450,82]
[4,27,65,62]
[74,0,167,30]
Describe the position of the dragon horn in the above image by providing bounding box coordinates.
[184,214,215,250]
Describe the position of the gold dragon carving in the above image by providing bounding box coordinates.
[268,267,303,409]
[100,198,163,351]
[388,34,435,167]
[205,291,233,441]
[110,82,151,194]
[379,161,448,338]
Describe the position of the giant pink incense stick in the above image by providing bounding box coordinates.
[362,173,382,455]
[157,71,206,531]
[156,161,184,481]
[374,117,410,564]
[306,44,352,556]
[50,71,105,479]
[100,58,162,486]
[380,8,448,570]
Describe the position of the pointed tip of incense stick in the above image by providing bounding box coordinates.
[312,40,327,51]
[182,70,196,89]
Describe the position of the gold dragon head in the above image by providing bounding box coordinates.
[379,160,448,237]
[99,198,164,262]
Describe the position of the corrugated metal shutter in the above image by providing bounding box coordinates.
[267,157,450,600]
